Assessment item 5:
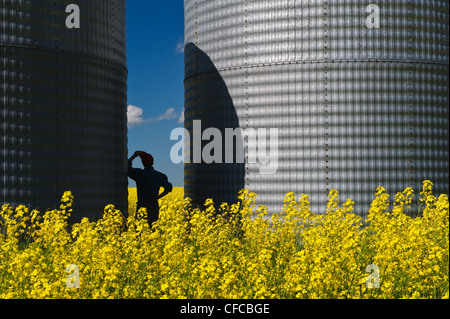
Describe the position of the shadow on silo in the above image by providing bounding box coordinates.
[184,43,245,210]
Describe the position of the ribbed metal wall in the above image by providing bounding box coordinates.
[184,0,449,216]
[1,0,128,220]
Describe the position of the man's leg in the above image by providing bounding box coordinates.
[146,203,160,227]
[137,202,160,227]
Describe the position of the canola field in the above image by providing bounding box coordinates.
[0,181,448,299]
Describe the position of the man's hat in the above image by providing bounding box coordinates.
[139,152,154,167]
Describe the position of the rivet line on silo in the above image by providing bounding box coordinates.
[244,0,249,188]
[194,0,198,46]
[112,1,116,63]
[183,59,444,83]
[53,0,59,193]
[407,0,414,188]
[194,0,199,122]
[324,0,329,193]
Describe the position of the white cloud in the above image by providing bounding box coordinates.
[128,105,182,128]
[178,110,184,124]
[175,37,185,54]
[156,108,178,121]
[127,105,145,127]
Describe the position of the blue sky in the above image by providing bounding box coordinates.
[126,1,185,187]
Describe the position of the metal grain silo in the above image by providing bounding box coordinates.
[184,0,449,217]
[1,0,128,221]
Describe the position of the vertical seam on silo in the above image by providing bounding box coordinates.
[292,0,296,191]
[112,0,117,205]
[53,1,59,196]
[244,0,249,188]
[295,1,299,192]
[324,0,329,195]
[2,1,5,204]
[287,1,295,192]
[194,0,198,197]
[194,0,198,46]
[407,0,414,189]
[112,1,116,62]
[308,0,311,198]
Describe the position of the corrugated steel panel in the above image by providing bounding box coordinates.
[1,0,128,221]
[184,0,449,217]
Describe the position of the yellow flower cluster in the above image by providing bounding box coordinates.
[0,182,448,299]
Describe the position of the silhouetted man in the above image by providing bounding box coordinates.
[128,150,173,226]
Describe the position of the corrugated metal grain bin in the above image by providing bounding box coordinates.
[184,0,449,217]
[1,0,128,220]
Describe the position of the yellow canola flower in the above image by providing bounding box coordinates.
[0,183,448,299]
